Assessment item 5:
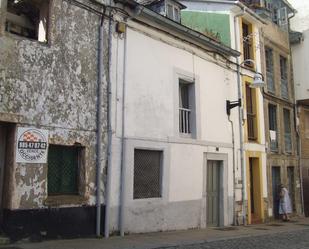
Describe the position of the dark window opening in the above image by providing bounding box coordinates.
[268,104,278,151]
[280,56,289,99]
[283,109,292,153]
[133,149,162,199]
[246,84,257,141]
[48,145,82,196]
[5,0,49,42]
[265,47,275,93]
[242,22,254,66]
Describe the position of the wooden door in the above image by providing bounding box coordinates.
[207,160,220,227]
[272,166,281,219]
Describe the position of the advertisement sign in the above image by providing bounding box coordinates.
[16,127,49,163]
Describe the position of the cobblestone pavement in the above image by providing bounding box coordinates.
[156,228,309,249]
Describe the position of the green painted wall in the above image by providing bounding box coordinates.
[181,11,231,47]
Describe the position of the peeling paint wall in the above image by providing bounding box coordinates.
[261,19,302,217]
[0,0,109,210]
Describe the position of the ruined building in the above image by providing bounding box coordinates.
[0,0,109,240]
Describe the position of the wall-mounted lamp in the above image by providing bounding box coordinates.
[240,59,265,88]
[251,72,264,88]
[226,99,242,116]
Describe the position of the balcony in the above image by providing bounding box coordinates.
[179,108,191,134]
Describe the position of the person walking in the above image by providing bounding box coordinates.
[279,184,292,221]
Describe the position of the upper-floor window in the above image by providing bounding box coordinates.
[5,0,49,43]
[246,83,257,141]
[242,21,254,66]
[283,108,292,153]
[265,47,275,93]
[166,3,180,22]
[179,79,195,136]
[268,104,278,151]
[280,56,289,99]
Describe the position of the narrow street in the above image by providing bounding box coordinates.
[2,219,309,249]
[157,228,309,249]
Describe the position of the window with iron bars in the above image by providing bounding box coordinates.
[265,47,275,94]
[133,149,162,199]
[280,56,289,99]
[283,109,292,153]
[246,84,257,141]
[48,145,82,195]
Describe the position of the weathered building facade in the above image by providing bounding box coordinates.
[0,0,109,240]
[106,0,242,235]
[238,0,302,219]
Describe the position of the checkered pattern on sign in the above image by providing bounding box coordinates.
[23,131,40,142]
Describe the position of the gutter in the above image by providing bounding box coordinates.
[96,15,105,237]
[104,0,114,238]
[115,0,240,57]
[233,8,247,225]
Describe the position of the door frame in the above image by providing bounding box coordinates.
[271,166,281,219]
[0,123,8,227]
[206,160,221,227]
[246,153,264,224]
[202,153,228,228]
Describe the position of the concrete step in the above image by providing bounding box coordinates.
[0,235,10,245]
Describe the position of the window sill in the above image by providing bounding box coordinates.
[179,133,194,139]
[44,195,88,207]
[5,32,49,47]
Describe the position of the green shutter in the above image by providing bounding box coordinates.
[48,145,78,195]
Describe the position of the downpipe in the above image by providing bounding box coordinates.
[96,15,105,237]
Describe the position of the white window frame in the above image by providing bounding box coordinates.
[165,1,180,22]
[178,79,195,137]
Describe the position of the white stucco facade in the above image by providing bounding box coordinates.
[108,16,243,233]
[290,0,309,102]
[289,0,309,33]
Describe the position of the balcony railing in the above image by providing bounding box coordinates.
[243,42,253,64]
[179,108,191,134]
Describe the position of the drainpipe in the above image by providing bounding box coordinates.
[104,0,113,238]
[295,106,304,215]
[96,14,105,237]
[119,25,128,237]
[234,9,247,225]
[288,10,304,216]
[228,115,237,225]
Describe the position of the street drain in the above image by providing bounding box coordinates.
[266,223,285,226]
[253,227,269,230]
[214,227,238,231]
